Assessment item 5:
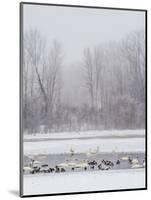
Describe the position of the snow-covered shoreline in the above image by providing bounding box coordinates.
[23,169,145,195]
[23,130,146,195]
[23,129,145,156]
[24,129,145,141]
[24,137,145,155]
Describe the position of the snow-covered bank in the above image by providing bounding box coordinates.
[24,129,145,141]
[24,137,145,155]
[23,169,145,195]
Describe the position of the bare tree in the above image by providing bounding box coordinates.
[23,30,63,131]
[23,28,145,133]
[121,30,145,102]
[47,41,63,115]
[83,48,94,108]
[83,47,103,110]
[23,38,29,130]
[24,29,47,114]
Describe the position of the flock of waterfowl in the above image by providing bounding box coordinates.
[120,156,145,169]
[23,154,145,174]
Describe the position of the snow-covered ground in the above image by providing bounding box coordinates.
[23,169,145,195]
[23,130,146,196]
[24,137,145,155]
[24,129,145,140]
[24,130,145,155]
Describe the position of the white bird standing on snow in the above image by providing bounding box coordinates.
[70,147,75,156]
[86,146,99,157]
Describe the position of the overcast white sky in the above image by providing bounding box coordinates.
[23,4,145,65]
[23,4,145,106]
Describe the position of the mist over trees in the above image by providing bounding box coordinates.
[23,29,145,133]
[23,30,63,132]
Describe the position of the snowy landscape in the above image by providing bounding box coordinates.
[23,129,146,195]
[24,169,145,195]
[24,130,145,155]
[22,4,146,196]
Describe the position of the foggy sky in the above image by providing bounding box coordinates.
[23,4,145,65]
[23,4,145,106]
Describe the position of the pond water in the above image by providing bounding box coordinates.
[24,152,145,174]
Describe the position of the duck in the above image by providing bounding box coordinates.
[116,160,120,165]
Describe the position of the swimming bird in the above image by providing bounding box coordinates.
[131,164,143,169]
[131,158,139,164]
[121,156,129,161]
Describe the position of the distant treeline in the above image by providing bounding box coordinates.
[23,29,145,133]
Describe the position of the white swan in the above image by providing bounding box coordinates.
[76,163,88,168]
[23,166,33,173]
[58,162,88,169]
[32,160,41,167]
[131,158,139,164]
[57,163,69,168]
[33,160,41,164]
[121,156,129,161]
[131,164,143,169]
[67,162,77,167]
[70,147,75,154]
[86,146,99,157]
